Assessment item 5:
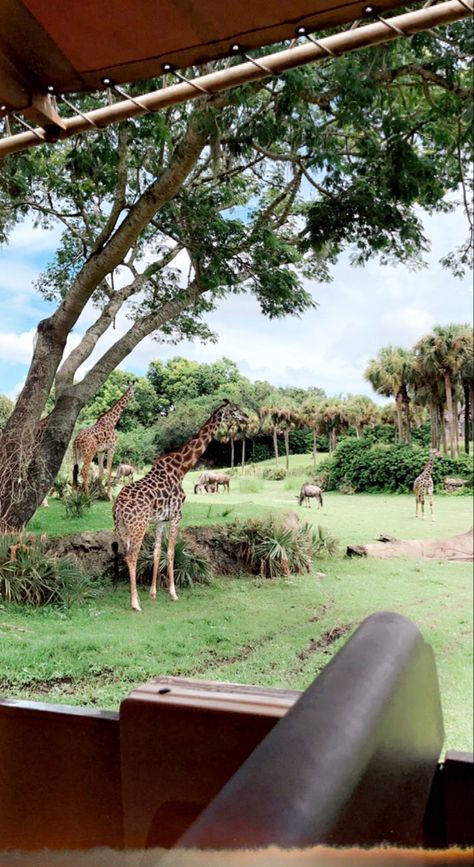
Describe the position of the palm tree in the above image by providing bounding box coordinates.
[456,330,474,454]
[301,398,323,468]
[318,397,348,452]
[261,396,298,470]
[345,395,378,439]
[237,412,259,473]
[414,324,471,457]
[365,346,414,443]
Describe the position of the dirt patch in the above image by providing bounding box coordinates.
[44,531,117,579]
[346,529,473,562]
[297,623,352,662]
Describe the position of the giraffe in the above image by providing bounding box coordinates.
[413,448,440,521]
[72,384,135,499]
[113,400,248,612]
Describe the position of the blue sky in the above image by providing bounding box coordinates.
[0,206,472,402]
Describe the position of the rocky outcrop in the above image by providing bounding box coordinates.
[347,529,473,562]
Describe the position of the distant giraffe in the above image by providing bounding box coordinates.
[113,400,248,612]
[413,448,440,521]
[72,384,134,499]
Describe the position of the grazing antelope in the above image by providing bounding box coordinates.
[298,483,323,508]
[113,463,136,485]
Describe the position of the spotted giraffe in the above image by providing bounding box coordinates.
[413,448,440,521]
[113,400,248,612]
[72,384,135,499]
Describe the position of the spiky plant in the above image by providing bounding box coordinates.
[136,529,213,589]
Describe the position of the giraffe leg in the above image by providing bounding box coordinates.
[105,448,115,500]
[125,552,142,612]
[150,521,164,600]
[429,492,435,522]
[420,494,425,520]
[97,451,105,487]
[80,455,93,494]
[166,517,180,602]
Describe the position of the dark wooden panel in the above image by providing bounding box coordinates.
[0,699,122,850]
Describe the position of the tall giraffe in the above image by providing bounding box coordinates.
[113,400,248,612]
[413,448,440,521]
[72,384,135,499]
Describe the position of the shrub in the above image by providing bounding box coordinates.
[136,529,213,589]
[115,424,157,466]
[62,488,92,518]
[0,535,98,608]
[222,516,334,578]
[262,466,287,480]
[321,438,473,493]
[51,473,71,499]
[311,525,339,557]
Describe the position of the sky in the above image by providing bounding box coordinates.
[0,205,472,403]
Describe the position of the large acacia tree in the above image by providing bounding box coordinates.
[0,23,472,530]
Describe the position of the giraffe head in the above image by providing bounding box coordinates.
[214,400,249,427]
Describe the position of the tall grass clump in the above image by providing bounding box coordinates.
[62,488,93,518]
[223,516,337,578]
[0,534,98,608]
[136,529,213,589]
[239,478,264,494]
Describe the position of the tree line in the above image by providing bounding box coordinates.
[365,323,473,457]
[0,16,471,529]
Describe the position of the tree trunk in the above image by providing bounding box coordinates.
[404,400,411,444]
[453,398,460,457]
[0,389,82,531]
[444,372,456,458]
[230,436,235,469]
[440,405,448,454]
[272,428,279,464]
[312,429,317,468]
[241,437,246,473]
[283,430,290,471]
[395,398,403,443]
[430,401,438,449]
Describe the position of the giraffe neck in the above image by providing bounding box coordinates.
[424,458,434,475]
[97,389,132,429]
[169,413,223,475]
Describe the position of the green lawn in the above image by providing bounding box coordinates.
[0,456,471,753]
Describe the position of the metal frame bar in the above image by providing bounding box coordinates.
[0,0,472,159]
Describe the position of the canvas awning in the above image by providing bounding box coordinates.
[0,0,472,158]
[1,0,412,113]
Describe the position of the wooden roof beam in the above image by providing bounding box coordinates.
[1,0,472,159]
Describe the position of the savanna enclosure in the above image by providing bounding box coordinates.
[0,7,473,774]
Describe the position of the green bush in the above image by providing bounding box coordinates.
[222,516,336,578]
[115,424,158,466]
[321,438,473,493]
[0,535,98,608]
[262,466,287,480]
[62,488,92,518]
[136,529,213,589]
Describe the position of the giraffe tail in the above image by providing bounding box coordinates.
[111,541,120,583]
[73,464,79,489]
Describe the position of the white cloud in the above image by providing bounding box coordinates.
[0,329,36,365]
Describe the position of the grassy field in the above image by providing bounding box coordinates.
[0,454,471,752]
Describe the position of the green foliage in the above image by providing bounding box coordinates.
[311,525,339,557]
[136,530,213,588]
[115,424,157,466]
[321,438,473,493]
[0,394,13,430]
[262,466,287,480]
[223,516,332,578]
[0,535,97,608]
[62,489,92,518]
[51,474,71,499]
